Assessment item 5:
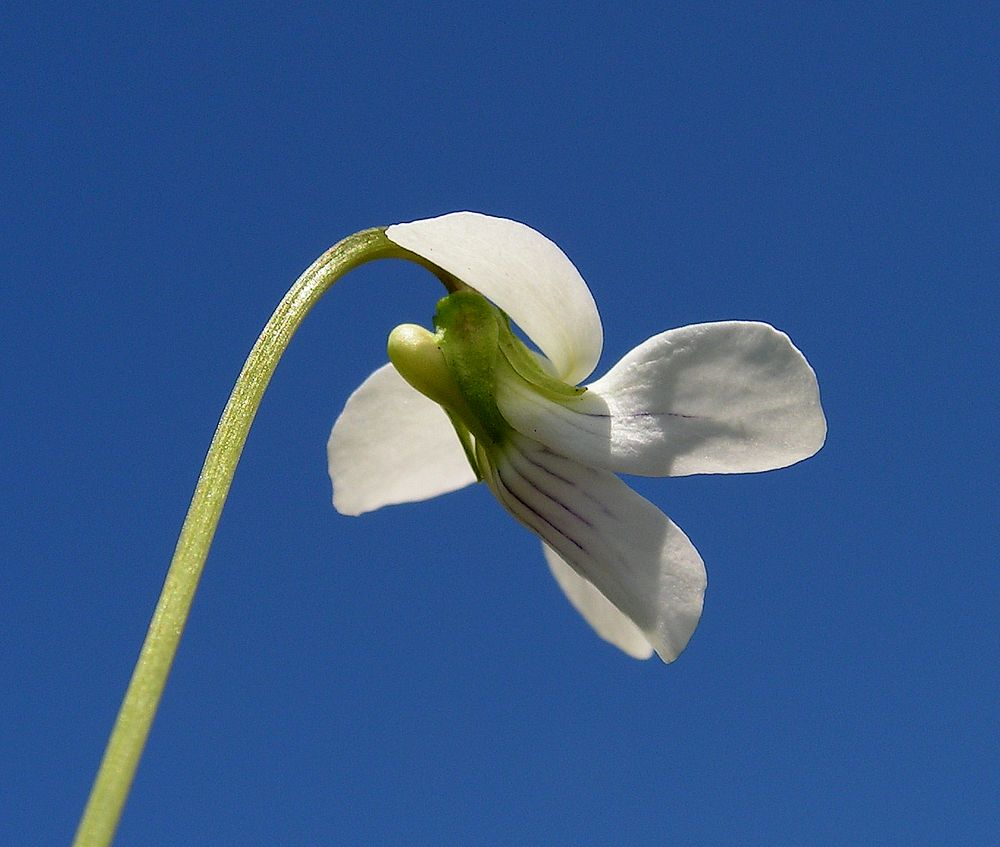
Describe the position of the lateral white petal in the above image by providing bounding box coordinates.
[497,321,826,477]
[543,543,654,660]
[327,363,477,516]
[386,212,603,384]
[482,433,705,662]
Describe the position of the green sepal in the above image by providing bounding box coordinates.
[432,291,511,445]
[494,312,587,400]
[443,410,482,481]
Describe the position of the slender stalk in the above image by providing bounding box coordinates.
[73,227,437,847]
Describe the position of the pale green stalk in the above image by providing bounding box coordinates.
[73,227,450,847]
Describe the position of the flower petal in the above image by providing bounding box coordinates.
[542,543,654,660]
[497,321,826,477]
[481,433,705,662]
[328,363,477,516]
[386,212,603,384]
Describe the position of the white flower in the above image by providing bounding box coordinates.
[327,212,827,662]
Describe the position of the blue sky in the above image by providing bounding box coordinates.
[3,2,997,844]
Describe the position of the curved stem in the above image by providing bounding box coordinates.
[73,227,432,847]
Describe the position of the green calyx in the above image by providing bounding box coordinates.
[495,312,587,400]
[387,289,585,465]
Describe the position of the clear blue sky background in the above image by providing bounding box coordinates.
[3,2,997,844]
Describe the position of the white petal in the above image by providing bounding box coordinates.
[386,212,602,384]
[482,433,706,662]
[327,363,477,516]
[543,543,654,660]
[497,321,826,477]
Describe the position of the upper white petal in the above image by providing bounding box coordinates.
[497,321,827,477]
[542,543,654,660]
[386,212,603,384]
[327,363,477,516]
[482,433,706,662]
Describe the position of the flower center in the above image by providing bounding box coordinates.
[388,290,585,456]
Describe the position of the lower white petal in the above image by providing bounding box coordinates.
[482,433,706,662]
[543,543,654,659]
[328,363,477,516]
[498,321,826,477]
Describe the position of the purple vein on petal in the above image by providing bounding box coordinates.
[580,410,702,420]
[489,456,586,554]
[488,439,636,612]
[511,442,616,521]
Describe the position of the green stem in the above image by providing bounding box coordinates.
[73,227,439,847]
